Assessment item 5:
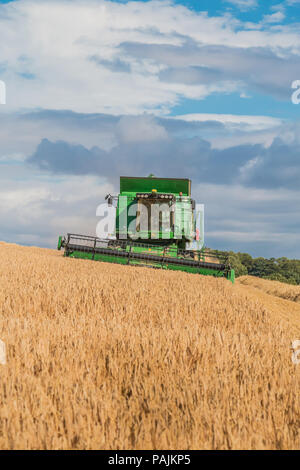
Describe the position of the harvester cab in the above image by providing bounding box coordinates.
[116,176,194,250]
[58,176,235,283]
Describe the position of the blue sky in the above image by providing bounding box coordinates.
[124,0,300,24]
[0,0,300,258]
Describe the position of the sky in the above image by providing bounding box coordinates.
[0,0,300,258]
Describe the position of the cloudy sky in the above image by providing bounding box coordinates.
[1,0,300,257]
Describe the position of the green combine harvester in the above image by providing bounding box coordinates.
[58,176,235,283]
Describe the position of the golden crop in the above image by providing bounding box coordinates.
[238,275,300,303]
[0,242,299,450]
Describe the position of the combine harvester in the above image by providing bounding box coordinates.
[58,176,235,283]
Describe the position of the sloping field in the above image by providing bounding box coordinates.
[238,275,300,303]
[0,242,299,450]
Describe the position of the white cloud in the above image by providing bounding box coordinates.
[224,0,258,11]
[0,110,118,157]
[0,161,114,247]
[0,0,300,115]
[116,114,168,142]
[0,110,277,172]
[173,113,283,132]
[271,3,286,13]
[262,11,285,24]
[240,92,251,98]
[192,182,300,256]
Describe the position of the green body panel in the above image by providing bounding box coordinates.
[117,177,194,244]
[229,269,235,284]
[120,176,191,196]
[57,236,63,250]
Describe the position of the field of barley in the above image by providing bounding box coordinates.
[0,241,299,450]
